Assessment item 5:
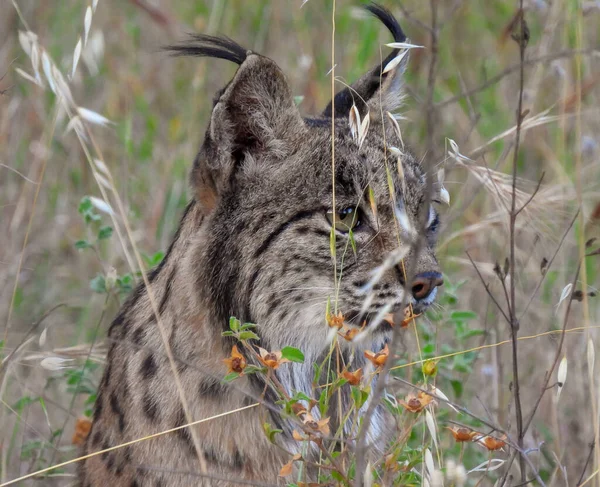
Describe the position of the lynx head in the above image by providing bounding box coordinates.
[169,4,443,364]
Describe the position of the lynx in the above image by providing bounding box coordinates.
[79,4,443,486]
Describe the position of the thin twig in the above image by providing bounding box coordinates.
[436,49,599,108]
[514,172,545,217]
[577,442,596,486]
[520,210,579,319]
[465,251,511,325]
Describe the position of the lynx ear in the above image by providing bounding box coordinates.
[168,36,305,211]
[322,3,408,119]
[207,54,305,161]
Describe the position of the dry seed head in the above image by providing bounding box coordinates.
[93,159,111,178]
[52,64,75,105]
[454,464,467,486]
[424,448,435,478]
[40,357,74,371]
[349,104,360,142]
[348,104,370,148]
[425,410,438,449]
[430,469,444,487]
[89,196,114,215]
[387,112,404,149]
[84,7,93,46]
[65,116,87,141]
[385,41,424,50]
[446,460,456,480]
[38,328,48,347]
[358,111,370,148]
[72,38,82,79]
[15,68,42,88]
[41,50,56,94]
[382,49,408,74]
[77,106,113,126]
[557,284,572,309]
[395,205,414,237]
[18,31,34,57]
[30,42,41,83]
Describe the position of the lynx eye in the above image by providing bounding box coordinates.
[326,207,360,233]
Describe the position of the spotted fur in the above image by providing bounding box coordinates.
[79,4,443,486]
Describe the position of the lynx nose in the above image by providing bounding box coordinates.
[411,272,444,301]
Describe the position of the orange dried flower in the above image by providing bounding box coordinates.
[279,454,302,477]
[301,412,330,436]
[340,326,360,341]
[447,426,478,442]
[72,417,92,446]
[223,345,247,374]
[364,343,390,368]
[399,391,434,413]
[257,347,289,369]
[341,368,363,386]
[400,306,421,327]
[477,434,507,451]
[327,311,345,329]
[292,429,306,441]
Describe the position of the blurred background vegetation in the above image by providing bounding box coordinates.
[1,0,599,484]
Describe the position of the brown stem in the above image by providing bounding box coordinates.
[508,5,527,482]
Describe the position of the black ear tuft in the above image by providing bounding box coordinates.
[165,35,248,65]
[365,2,406,45]
[322,2,407,118]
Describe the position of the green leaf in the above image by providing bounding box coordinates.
[78,196,92,214]
[222,331,235,337]
[450,379,463,398]
[351,386,368,409]
[150,251,165,266]
[450,311,477,321]
[281,346,304,363]
[461,329,486,339]
[223,372,240,383]
[331,471,344,482]
[318,389,328,416]
[75,240,90,249]
[90,275,106,294]
[238,330,260,341]
[293,95,304,106]
[229,316,241,332]
[97,226,113,240]
[240,322,256,331]
[291,392,312,403]
[263,422,283,443]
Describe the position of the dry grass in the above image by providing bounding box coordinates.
[1,0,600,485]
